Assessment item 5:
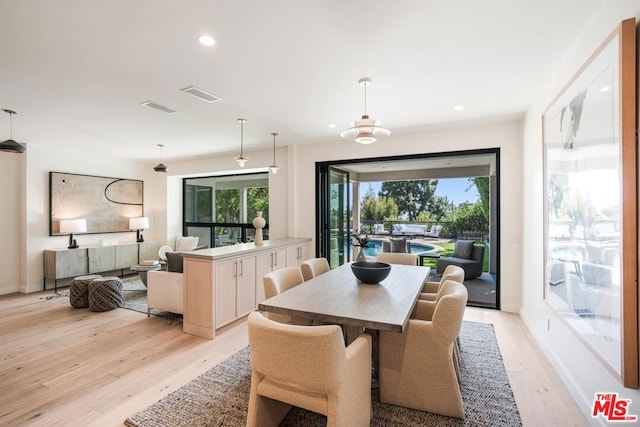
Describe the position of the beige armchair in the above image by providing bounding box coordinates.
[246,311,372,427]
[262,267,311,325]
[300,257,330,281]
[375,252,417,265]
[379,280,468,418]
[420,264,465,300]
[146,270,183,315]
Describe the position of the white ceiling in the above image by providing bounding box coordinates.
[0,0,604,161]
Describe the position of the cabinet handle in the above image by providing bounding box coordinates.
[240,259,244,277]
[234,261,238,278]
[270,252,274,268]
[274,252,278,266]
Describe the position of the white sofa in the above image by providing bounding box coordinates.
[392,224,427,235]
[146,270,184,315]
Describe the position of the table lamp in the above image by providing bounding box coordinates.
[129,217,149,242]
[60,218,87,249]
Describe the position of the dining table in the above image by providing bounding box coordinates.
[258,262,430,376]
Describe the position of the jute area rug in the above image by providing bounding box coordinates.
[125,321,521,427]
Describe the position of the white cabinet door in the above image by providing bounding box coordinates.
[299,242,311,263]
[272,248,286,271]
[236,256,256,317]
[255,252,274,304]
[214,259,237,327]
[255,249,287,303]
[286,245,299,267]
[286,243,311,267]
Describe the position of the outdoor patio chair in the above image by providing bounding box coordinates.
[425,224,443,238]
[373,223,389,235]
[382,238,412,253]
[436,241,484,279]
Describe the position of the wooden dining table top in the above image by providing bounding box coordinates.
[258,263,430,332]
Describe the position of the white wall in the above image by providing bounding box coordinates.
[291,120,524,312]
[520,2,640,423]
[0,150,24,294]
[20,143,156,293]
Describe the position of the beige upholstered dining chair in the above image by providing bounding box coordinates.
[246,311,372,427]
[379,280,468,418]
[375,252,417,265]
[414,270,466,379]
[419,264,465,300]
[300,257,330,281]
[262,267,312,325]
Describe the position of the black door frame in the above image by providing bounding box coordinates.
[315,147,501,310]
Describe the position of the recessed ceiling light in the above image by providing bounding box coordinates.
[198,35,215,46]
[453,105,464,111]
[600,86,611,92]
[328,123,336,128]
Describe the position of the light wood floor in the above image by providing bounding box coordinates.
[0,291,588,427]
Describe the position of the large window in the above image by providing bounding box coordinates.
[183,173,269,247]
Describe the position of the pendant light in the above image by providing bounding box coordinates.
[269,132,279,174]
[235,118,248,167]
[153,144,168,172]
[0,109,26,153]
[340,77,390,144]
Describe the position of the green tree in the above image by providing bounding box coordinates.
[415,210,436,222]
[379,180,438,221]
[361,194,399,221]
[427,195,451,220]
[215,189,240,222]
[247,187,269,223]
[468,177,490,222]
[441,203,488,235]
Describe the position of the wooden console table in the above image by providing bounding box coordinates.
[43,241,159,292]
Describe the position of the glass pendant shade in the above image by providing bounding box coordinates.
[269,132,279,173]
[340,78,390,144]
[235,118,248,167]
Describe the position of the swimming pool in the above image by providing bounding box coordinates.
[363,239,435,257]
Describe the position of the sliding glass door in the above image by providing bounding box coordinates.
[317,166,350,268]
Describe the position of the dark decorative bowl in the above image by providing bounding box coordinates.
[351,261,392,284]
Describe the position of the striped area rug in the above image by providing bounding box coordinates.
[125,321,520,426]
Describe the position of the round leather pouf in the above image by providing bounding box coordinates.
[88,277,123,312]
[70,274,102,308]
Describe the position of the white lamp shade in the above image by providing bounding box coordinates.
[60,218,87,234]
[129,217,149,230]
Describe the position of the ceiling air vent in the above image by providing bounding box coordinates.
[180,86,222,103]
[140,101,177,114]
